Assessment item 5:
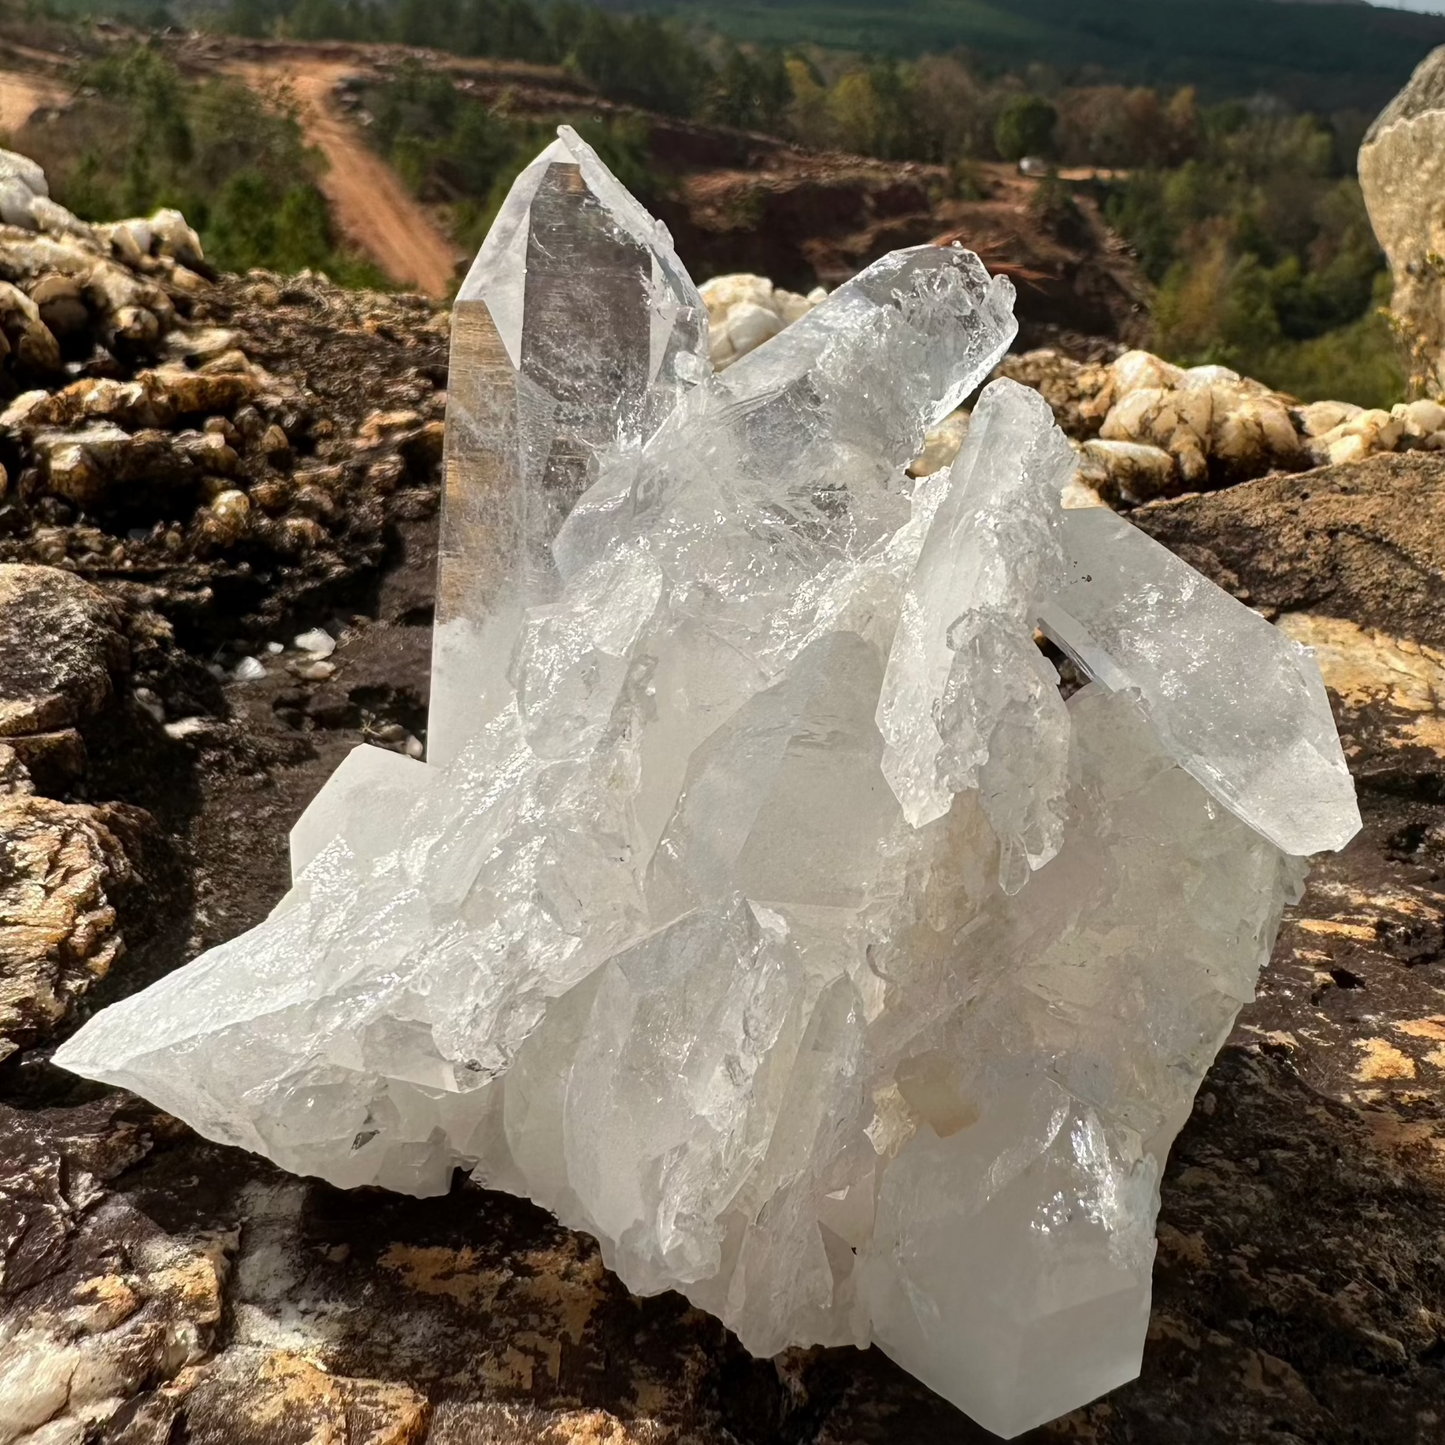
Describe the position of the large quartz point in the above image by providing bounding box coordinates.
[55,131,1361,1439]
[429,125,709,765]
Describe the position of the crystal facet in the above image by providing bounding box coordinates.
[55,130,1360,1439]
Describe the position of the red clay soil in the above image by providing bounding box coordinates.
[0,66,66,135]
[225,56,462,298]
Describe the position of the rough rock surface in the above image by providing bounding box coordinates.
[0,565,126,739]
[0,561,146,1060]
[1360,45,1445,400]
[0,153,1441,1444]
[1130,452,1445,646]
[0,793,136,1062]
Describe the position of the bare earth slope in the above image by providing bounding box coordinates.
[224,55,461,298]
[0,68,64,135]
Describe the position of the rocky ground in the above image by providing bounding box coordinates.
[1,185,1444,1445]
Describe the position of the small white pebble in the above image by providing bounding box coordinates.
[164,716,210,740]
[294,660,335,682]
[294,628,336,657]
[265,641,284,655]
[233,656,267,682]
[405,735,424,760]
[133,687,166,724]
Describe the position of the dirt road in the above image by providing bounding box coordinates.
[228,58,460,298]
[0,67,66,136]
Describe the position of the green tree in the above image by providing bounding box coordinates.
[994,94,1057,162]
[705,45,790,132]
[828,70,885,157]
[566,10,709,118]
[222,0,275,38]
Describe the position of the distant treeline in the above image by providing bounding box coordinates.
[607,0,1445,118]
[217,0,781,123]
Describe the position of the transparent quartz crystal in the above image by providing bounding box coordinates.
[56,128,1360,1439]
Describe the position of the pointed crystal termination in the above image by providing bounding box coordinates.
[1039,507,1362,856]
[55,134,1360,1440]
[553,242,1018,587]
[430,124,709,767]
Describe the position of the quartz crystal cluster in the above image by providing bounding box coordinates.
[56,128,1361,1438]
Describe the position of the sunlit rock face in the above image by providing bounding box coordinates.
[55,128,1361,1439]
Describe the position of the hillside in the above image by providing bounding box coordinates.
[2,25,1149,343]
[0,5,1409,402]
[628,0,1445,112]
[33,0,1445,113]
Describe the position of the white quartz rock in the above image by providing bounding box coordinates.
[55,129,1360,1441]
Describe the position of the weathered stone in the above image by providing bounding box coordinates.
[0,1101,233,1442]
[12,371,256,435]
[907,408,970,477]
[35,427,215,509]
[0,565,127,738]
[1397,397,1445,439]
[699,272,827,369]
[102,208,205,271]
[1207,372,1306,479]
[1297,398,1364,438]
[0,743,33,796]
[1131,452,1445,648]
[195,491,251,548]
[996,347,1112,438]
[1078,437,1178,505]
[28,272,88,339]
[1099,361,1304,488]
[0,795,137,1059]
[0,278,60,372]
[1360,45,1445,399]
[1307,407,1406,467]
[1081,349,1184,427]
[5,728,88,796]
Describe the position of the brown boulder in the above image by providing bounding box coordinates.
[0,565,127,739]
[1360,45,1445,399]
[1130,451,1445,646]
[0,794,135,1059]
